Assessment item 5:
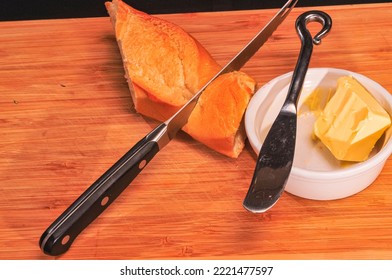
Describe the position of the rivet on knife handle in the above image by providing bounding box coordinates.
[39,0,298,256]
[243,11,332,213]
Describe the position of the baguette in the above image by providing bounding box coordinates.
[105,0,256,157]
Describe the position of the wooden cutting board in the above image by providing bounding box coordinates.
[1,3,392,260]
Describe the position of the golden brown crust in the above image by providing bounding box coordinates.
[106,0,220,107]
[105,0,256,157]
[183,72,256,157]
[131,83,181,121]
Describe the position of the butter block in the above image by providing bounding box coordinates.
[301,87,334,117]
[314,76,391,162]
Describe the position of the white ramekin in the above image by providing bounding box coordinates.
[245,68,392,200]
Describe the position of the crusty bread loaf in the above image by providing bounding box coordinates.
[105,0,221,108]
[105,0,256,157]
[183,71,256,157]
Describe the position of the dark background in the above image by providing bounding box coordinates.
[0,0,390,21]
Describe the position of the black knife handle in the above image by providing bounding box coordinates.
[39,123,167,256]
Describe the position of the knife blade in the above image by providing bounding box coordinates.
[39,0,298,256]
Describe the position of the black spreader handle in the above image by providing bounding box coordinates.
[39,123,167,256]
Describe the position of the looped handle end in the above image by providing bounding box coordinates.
[296,10,332,45]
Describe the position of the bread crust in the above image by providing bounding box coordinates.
[106,0,221,107]
[106,0,256,157]
[183,71,256,157]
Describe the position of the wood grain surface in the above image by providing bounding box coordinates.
[1,3,392,260]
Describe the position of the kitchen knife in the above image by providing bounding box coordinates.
[39,0,298,256]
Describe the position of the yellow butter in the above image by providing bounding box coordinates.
[301,87,334,117]
[314,76,391,162]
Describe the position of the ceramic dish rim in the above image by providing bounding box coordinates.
[245,67,392,181]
